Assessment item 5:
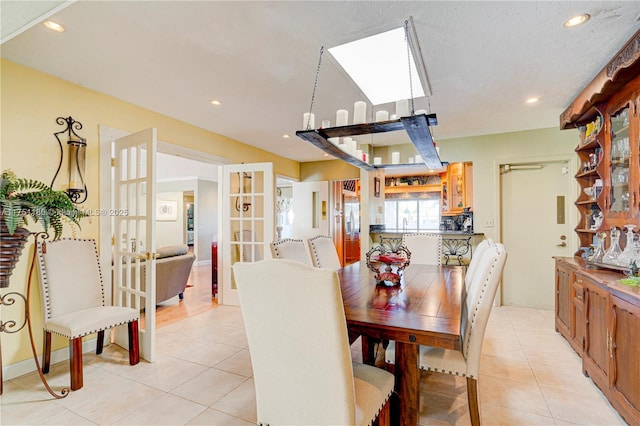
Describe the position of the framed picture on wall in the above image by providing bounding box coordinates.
[374,177,381,198]
[157,200,178,221]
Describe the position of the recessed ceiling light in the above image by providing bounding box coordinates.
[323,153,329,157]
[563,14,590,28]
[43,20,65,32]
[282,134,290,138]
[209,100,222,106]
[526,97,539,104]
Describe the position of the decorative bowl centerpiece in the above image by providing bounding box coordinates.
[365,244,411,286]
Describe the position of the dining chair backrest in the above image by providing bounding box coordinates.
[379,236,403,253]
[38,238,105,319]
[460,243,507,377]
[401,233,442,265]
[464,237,494,291]
[270,238,311,265]
[233,259,357,425]
[308,235,341,269]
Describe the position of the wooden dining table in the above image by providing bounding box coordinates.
[337,261,463,426]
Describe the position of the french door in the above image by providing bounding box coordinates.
[112,128,157,361]
[220,162,274,306]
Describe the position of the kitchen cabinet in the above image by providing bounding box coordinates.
[555,257,640,425]
[442,162,473,215]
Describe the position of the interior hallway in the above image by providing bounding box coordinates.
[1,264,626,425]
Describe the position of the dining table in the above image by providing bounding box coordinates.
[337,261,464,426]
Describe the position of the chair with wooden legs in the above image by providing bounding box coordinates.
[234,259,394,425]
[36,238,140,391]
[385,243,507,425]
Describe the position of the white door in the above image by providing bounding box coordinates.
[292,181,329,240]
[112,128,157,361]
[500,161,573,309]
[220,162,274,306]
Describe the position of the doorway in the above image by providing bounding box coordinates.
[499,159,574,309]
[342,180,361,265]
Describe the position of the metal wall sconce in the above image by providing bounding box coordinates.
[51,116,87,204]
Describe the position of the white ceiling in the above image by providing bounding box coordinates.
[2,1,640,163]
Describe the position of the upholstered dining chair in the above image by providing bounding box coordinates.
[385,243,507,426]
[269,238,311,265]
[464,237,494,291]
[308,235,342,269]
[36,238,140,391]
[401,233,442,265]
[234,259,394,425]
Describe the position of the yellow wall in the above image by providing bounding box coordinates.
[0,59,300,370]
[300,159,359,181]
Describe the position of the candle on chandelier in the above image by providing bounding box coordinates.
[336,109,349,126]
[303,112,315,130]
[353,101,367,125]
[392,152,400,164]
[375,110,389,122]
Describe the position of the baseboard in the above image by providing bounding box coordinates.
[2,337,99,381]
[194,259,212,267]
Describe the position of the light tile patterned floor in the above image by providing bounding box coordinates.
[1,280,626,425]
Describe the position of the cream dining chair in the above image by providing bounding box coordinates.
[234,259,394,425]
[36,238,140,391]
[269,238,311,265]
[401,233,442,265]
[464,237,494,291]
[308,235,342,269]
[385,243,507,426]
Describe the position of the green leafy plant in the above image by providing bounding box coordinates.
[0,169,84,240]
[619,277,640,287]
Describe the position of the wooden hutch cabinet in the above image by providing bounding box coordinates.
[555,29,640,426]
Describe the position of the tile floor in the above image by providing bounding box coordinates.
[1,276,627,425]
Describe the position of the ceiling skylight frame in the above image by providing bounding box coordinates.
[328,17,432,106]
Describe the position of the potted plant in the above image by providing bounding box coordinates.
[0,169,84,287]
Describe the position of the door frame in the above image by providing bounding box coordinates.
[100,126,227,286]
[99,126,227,353]
[495,154,578,306]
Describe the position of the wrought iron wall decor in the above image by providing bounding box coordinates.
[51,116,87,204]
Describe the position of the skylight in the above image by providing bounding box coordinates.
[328,26,427,106]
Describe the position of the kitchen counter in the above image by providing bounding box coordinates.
[371,230,483,236]
[368,230,485,265]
